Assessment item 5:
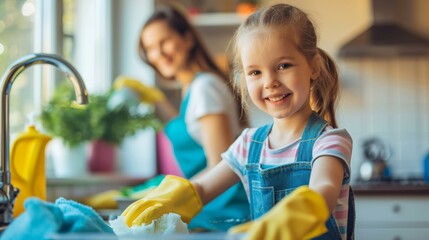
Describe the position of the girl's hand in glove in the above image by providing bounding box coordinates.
[229,186,329,240]
[121,175,202,227]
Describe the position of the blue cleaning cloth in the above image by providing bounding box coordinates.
[1,197,114,240]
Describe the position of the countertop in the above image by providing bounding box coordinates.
[352,179,429,195]
[47,174,148,186]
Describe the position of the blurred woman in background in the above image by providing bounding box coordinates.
[121,4,250,231]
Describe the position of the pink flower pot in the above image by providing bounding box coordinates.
[88,140,116,173]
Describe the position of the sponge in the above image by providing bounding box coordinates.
[110,213,189,237]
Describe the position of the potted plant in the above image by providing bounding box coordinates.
[40,83,161,175]
[40,83,93,177]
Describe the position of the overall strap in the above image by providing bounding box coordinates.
[179,91,191,117]
[248,123,273,164]
[296,112,327,162]
[347,186,356,240]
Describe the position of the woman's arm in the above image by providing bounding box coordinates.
[192,160,240,205]
[309,156,345,212]
[191,113,234,180]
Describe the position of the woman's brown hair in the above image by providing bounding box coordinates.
[138,4,247,126]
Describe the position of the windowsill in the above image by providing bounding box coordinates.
[46,173,149,202]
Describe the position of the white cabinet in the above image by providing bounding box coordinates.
[355,195,429,240]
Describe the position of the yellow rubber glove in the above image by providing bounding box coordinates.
[229,186,329,240]
[121,175,202,227]
[80,189,121,210]
[113,76,165,103]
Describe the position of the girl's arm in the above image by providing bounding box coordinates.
[309,156,345,212]
[191,113,234,180]
[192,160,240,204]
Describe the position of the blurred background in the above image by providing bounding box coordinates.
[1,1,429,238]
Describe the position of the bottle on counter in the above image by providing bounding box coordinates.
[10,122,52,217]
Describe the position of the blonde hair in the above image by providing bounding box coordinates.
[228,4,339,128]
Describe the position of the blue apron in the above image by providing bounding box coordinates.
[246,112,355,239]
[164,90,250,232]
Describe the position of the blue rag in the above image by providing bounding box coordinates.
[1,197,114,240]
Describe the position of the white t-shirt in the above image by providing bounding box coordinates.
[185,72,242,145]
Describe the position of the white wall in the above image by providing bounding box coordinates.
[111,0,157,177]
[338,58,429,180]
[73,0,112,94]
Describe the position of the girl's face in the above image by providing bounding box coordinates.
[240,29,319,120]
[141,20,194,79]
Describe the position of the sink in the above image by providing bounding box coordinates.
[47,232,245,240]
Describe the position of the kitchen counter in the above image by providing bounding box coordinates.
[47,174,147,186]
[352,180,429,195]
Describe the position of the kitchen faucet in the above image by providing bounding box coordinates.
[0,53,89,226]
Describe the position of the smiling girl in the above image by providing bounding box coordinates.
[121,4,354,239]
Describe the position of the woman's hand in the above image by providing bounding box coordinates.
[113,76,165,104]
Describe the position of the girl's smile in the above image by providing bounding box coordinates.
[265,93,291,104]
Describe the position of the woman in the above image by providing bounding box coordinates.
[126,4,250,231]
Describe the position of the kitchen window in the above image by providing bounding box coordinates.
[0,0,35,139]
[1,0,112,141]
[2,0,157,178]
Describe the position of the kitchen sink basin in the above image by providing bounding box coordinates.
[47,232,245,240]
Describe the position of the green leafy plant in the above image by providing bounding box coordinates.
[40,83,161,147]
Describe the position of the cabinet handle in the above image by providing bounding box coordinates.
[392,204,401,213]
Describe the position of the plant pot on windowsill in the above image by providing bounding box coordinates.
[85,91,161,174]
[41,83,162,175]
[87,139,116,173]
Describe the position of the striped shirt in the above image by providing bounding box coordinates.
[222,126,352,240]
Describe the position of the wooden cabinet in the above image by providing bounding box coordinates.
[355,195,429,240]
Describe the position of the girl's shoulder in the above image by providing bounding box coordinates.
[237,126,266,143]
[319,126,353,143]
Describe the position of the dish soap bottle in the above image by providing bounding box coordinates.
[10,121,51,217]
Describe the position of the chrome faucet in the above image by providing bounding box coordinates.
[0,53,89,226]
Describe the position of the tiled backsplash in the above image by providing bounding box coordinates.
[337,57,429,181]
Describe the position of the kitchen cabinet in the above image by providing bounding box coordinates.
[355,195,429,240]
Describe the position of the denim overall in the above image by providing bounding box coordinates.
[165,88,250,232]
[246,112,355,239]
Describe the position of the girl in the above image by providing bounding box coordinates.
[121,4,354,239]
